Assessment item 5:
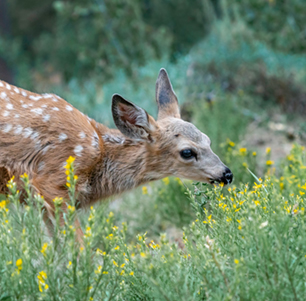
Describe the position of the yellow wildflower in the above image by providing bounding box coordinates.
[16,258,22,271]
[20,173,28,179]
[266,147,271,154]
[142,186,148,195]
[129,271,134,276]
[41,243,48,256]
[113,260,118,267]
[64,156,75,170]
[0,200,6,209]
[252,152,257,156]
[239,148,247,155]
[234,259,239,264]
[266,160,274,166]
[162,177,170,185]
[95,266,102,274]
[227,139,235,147]
[37,271,48,292]
[53,197,63,206]
[67,205,75,212]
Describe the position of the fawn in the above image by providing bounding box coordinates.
[0,68,232,241]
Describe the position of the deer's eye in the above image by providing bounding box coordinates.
[180,149,197,160]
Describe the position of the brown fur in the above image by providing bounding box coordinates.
[0,69,232,242]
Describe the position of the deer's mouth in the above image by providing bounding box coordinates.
[209,178,222,185]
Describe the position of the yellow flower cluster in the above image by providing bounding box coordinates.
[64,156,78,188]
[37,271,49,292]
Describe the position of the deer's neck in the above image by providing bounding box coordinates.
[90,133,162,202]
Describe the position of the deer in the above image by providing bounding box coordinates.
[0,68,233,242]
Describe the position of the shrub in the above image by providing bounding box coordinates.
[1,145,306,299]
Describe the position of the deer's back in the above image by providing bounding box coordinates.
[0,80,104,200]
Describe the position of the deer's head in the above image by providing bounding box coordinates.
[112,69,233,185]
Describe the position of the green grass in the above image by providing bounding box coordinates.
[1,17,306,300]
[0,145,306,300]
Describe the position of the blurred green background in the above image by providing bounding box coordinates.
[1,0,306,240]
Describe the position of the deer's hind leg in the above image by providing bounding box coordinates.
[0,166,10,196]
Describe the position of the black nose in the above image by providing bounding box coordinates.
[221,167,233,184]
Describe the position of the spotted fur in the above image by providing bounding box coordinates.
[0,68,232,242]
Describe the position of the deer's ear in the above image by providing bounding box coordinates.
[112,94,156,141]
[156,68,180,120]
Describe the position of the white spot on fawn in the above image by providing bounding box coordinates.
[3,124,12,133]
[92,131,99,148]
[42,145,51,155]
[41,104,48,108]
[29,95,42,101]
[15,114,20,118]
[23,127,33,138]
[14,87,20,94]
[52,107,59,111]
[3,111,9,117]
[42,93,52,99]
[0,92,8,100]
[52,97,58,102]
[14,125,23,135]
[58,133,68,142]
[6,103,13,110]
[66,105,73,111]
[22,104,29,109]
[38,161,45,172]
[5,83,11,90]
[21,91,27,97]
[74,145,83,157]
[0,82,3,87]
[43,114,50,122]
[31,108,43,115]
[79,131,86,139]
[31,132,39,140]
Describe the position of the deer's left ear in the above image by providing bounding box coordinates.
[156,68,180,120]
[112,94,157,141]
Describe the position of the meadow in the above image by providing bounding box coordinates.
[1,143,306,300]
[1,1,306,299]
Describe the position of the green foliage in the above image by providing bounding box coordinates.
[142,0,213,57]
[191,90,252,156]
[4,0,214,83]
[6,0,169,82]
[234,0,306,54]
[109,177,194,242]
[1,146,306,299]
